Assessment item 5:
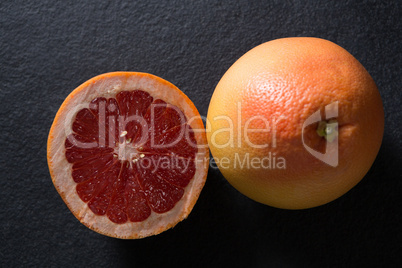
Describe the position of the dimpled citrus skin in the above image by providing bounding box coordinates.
[207,37,384,209]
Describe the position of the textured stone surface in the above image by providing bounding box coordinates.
[1,0,401,267]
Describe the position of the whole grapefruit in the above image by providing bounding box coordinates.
[207,37,384,209]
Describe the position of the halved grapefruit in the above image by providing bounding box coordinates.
[47,72,209,239]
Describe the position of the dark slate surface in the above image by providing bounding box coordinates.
[1,1,401,267]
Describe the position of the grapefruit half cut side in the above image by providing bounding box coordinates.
[47,72,209,239]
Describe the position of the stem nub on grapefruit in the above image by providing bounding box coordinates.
[207,37,384,209]
[48,72,209,238]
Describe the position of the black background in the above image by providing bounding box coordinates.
[1,1,401,267]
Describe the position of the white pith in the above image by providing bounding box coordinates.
[115,135,143,162]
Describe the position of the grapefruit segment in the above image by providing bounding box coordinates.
[123,168,152,222]
[138,170,185,214]
[72,108,99,141]
[116,90,153,118]
[142,154,196,188]
[48,72,208,238]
